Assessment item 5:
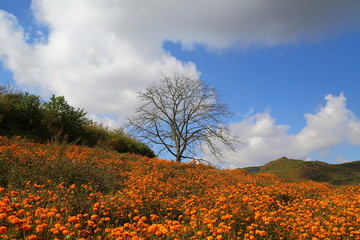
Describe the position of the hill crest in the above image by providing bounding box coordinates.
[242,157,360,185]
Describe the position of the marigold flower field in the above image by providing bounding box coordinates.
[0,136,359,239]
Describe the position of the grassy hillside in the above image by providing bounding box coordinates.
[0,137,359,239]
[244,157,360,185]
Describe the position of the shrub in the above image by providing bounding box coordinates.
[85,124,156,158]
[42,95,89,143]
[0,92,43,138]
[0,86,155,157]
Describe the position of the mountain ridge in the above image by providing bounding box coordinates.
[242,157,360,185]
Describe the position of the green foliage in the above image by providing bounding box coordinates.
[85,123,156,158]
[0,85,155,157]
[0,92,43,138]
[42,95,89,142]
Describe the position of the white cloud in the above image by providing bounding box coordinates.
[296,93,352,151]
[1,0,360,124]
[216,93,360,168]
[0,5,199,120]
[348,120,360,145]
[335,156,350,164]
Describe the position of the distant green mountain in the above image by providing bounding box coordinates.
[242,157,360,185]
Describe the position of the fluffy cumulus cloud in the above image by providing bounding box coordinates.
[1,0,360,123]
[216,94,360,168]
[0,4,198,121]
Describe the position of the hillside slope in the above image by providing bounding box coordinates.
[243,157,360,185]
[0,137,359,239]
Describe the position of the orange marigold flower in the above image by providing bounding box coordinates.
[68,216,78,222]
[242,196,250,202]
[8,215,22,225]
[21,224,32,231]
[0,213,7,220]
[150,214,159,220]
[35,225,45,233]
[216,235,224,240]
[0,226,7,233]
[47,212,56,217]
[74,223,81,229]
[220,214,233,220]
[28,235,38,240]
[59,226,67,231]
[148,225,157,233]
[255,230,266,236]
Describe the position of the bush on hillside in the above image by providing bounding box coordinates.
[0,85,155,157]
[42,95,90,143]
[0,91,43,138]
[84,123,156,158]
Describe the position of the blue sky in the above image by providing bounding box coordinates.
[1,0,360,167]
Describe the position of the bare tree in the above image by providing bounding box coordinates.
[127,73,238,163]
